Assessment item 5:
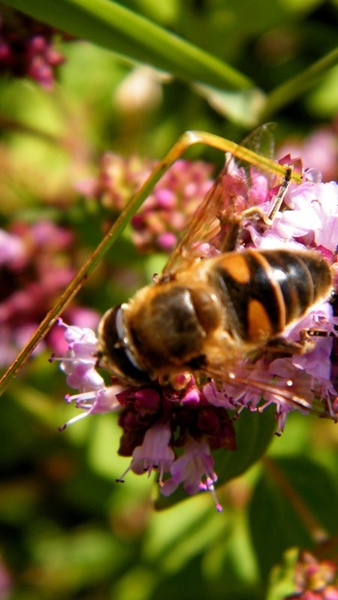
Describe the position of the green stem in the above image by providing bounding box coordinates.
[261,47,338,120]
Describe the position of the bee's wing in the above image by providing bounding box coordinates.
[161,124,276,279]
[240,122,275,162]
[161,172,227,277]
[238,122,276,186]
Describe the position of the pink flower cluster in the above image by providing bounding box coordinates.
[77,153,214,253]
[55,319,235,510]
[0,220,99,368]
[56,158,338,507]
[0,7,70,90]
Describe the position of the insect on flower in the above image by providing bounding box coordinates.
[97,127,333,414]
[1,125,337,507]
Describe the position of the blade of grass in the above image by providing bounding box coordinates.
[2,0,253,91]
[261,46,338,120]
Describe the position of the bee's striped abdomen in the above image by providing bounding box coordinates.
[213,249,332,344]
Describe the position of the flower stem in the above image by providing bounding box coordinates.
[261,47,338,120]
[263,456,329,543]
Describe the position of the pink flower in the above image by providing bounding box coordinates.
[0,220,86,367]
[77,154,214,253]
[161,435,222,511]
[0,230,25,267]
[278,126,338,181]
[52,320,125,429]
[117,422,175,483]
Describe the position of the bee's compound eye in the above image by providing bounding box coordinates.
[99,305,149,384]
[115,307,142,369]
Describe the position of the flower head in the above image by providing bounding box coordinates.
[56,152,338,506]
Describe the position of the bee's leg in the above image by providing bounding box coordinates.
[267,166,293,222]
[264,335,315,355]
[218,215,242,252]
[219,205,274,252]
[219,166,294,252]
[241,166,293,227]
[265,327,333,357]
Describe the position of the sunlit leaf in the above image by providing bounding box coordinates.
[193,83,266,128]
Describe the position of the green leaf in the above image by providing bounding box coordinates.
[249,456,338,580]
[214,406,276,483]
[193,84,266,128]
[265,548,301,600]
[155,407,276,510]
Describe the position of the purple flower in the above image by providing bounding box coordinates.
[53,320,124,429]
[117,422,175,483]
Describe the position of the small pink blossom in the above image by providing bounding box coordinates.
[118,422,175,483]
[52,320,125,429]
[0,230,25,267]
[161,435,222,511]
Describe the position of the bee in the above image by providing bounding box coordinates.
[97,138,333,391]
